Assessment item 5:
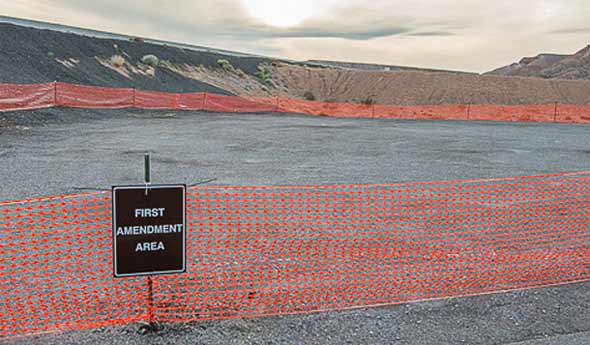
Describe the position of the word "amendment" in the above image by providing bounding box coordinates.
[115,224,183,236]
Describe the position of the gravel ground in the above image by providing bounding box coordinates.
[2,108,590,344]
[5,282,590,345]
[1,107,590,201]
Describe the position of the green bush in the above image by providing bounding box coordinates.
[217,59,234,71]
[47,51,55,59]
[256,66,273,85]
[141,54,159,67]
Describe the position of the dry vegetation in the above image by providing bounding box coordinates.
[161,61,291,97]
[96,56,155,78]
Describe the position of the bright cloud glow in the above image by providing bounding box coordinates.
[241,0,336,27]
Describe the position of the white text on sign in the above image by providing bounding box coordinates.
[136,241,165,252]
[135,208,165,217]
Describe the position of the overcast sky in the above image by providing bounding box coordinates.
[2,0,589,72]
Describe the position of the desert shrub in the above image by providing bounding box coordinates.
[303,91,315,101]
[361,97,376,105]
[141,54,159,67]
[110,55,125,67]
[217,59,234,71]
[256,66,273,85]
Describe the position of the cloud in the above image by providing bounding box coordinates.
[254,27,410,40]
[406,31,454,37]
[49,0,412,41]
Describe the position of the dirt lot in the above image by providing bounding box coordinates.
[2,108,590,345]
[2,107,590,200]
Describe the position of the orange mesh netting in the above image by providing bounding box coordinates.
[2,172,590,338]
[2,82,590,123]
[0,83,54,112]
[56,82,134,109]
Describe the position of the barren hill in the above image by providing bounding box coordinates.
[0,22,266,94]
[267,63,590,105]
[487,45,590,80]
[3,20,590,105]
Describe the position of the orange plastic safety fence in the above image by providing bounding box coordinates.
[134,89,179,109]
[2,172,590,338]
[178,92,205,110]
[56,82,134,109]
[0,83,54,111]
[3,82,590,123]
[204,93,276,113]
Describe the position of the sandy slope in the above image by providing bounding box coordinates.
[270,64,590,105]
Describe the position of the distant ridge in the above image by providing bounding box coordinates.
[306,60,475,75]
[487,45,590,80]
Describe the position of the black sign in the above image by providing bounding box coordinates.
[112,184,186,277]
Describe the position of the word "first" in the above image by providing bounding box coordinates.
[135,208,165,218]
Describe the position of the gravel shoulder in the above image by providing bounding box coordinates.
[6,282,590,345]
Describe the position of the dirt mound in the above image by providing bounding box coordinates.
[488,45,590,80]
[268,64,590,105]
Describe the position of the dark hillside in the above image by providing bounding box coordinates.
[0,23,274,94]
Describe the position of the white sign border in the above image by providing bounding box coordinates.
[112,184,187,278]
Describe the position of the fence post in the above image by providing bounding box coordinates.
[372,103,375,118]
[143,152,157,331]
[202,92,207,110]
[133,87,136,108]
[467,103,471,120]
[53,81,58,106]
[554,102,558,123]
[144,152,151,186]
[147,275,154,324]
